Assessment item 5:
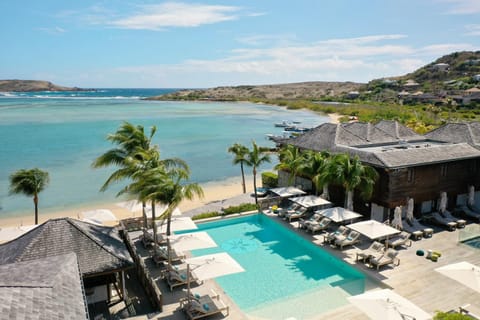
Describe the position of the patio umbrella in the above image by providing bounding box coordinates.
[406,198,414,221]
[169,231,217,252]
[348,220,400,241]
[290,195,332,209]
[316,207,362,224]
[348,289,431,320]
[186,252,245,281]
[468,185,475,207]
[157,216,197,233]
[390,207,403,230]
[435,261,480,293]
[438,192,448,213]
[269,186,306,198]
[79,209,118,225]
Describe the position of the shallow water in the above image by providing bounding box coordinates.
[0,89,328,217]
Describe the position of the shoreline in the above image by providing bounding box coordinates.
[0,113,340,229]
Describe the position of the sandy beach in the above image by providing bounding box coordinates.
[0,113,340,229]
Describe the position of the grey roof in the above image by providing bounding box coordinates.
[425,122,480,145]
[0,253,88,320]
[288,121,480,168]
[0,218,133,276]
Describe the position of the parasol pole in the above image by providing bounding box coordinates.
[167,238,172,266]
[187,263,191,302]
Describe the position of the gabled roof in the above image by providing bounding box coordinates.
[0,253,88,320]
[0,218,133,276]
[425,122,480,146]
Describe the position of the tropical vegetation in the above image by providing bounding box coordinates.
[243,141,271,205]
[227,143,250,193]
[9,168,50,225]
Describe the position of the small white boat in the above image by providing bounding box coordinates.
[274,120,300,128]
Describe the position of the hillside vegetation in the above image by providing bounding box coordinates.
[0,80,82,92]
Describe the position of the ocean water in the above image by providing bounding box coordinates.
[0,89,328,217]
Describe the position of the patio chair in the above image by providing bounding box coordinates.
[141,229,167,248]
[298,213,322,229]
[456,205,480,222]
[152,246,185,266]
[385,231,412,249]
[429,211,457,231]
[324,225,349,244]
[285,207,308,222]
[441,210,466,228]
[165,267,199,291]
[355,241,385,262]
[183,294,229,320]
[370,248,400,270]
[335,230,360,250]
[277,203,300,218]
[306,217,332,234]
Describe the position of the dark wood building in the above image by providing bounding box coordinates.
[285,120,480,220]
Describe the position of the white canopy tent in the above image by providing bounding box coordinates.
[347,220,400,241]
[435,261,480,293]
[289,195,332,209]
[269,186,306,198]
[186,252,245,281]
[348,289,431,320]
[169,231,217,252]
[316,207,362,223]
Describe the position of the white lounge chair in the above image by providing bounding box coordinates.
[402,216,433,238]
[152,246,185,265]
[285,207,308,222]
[369,248,400,270]
[324,225,349,244]
[335,230,360,250]
[298,213,322,229]
[306,217,332,234]
[356,241,385,262]
[165,267,198,291]
[183,294,229,320]
[429,211,457,231]
[385,231,412,249]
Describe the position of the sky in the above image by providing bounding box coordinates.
[1,0,480,88]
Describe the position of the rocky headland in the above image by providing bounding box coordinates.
[0,80,84,92]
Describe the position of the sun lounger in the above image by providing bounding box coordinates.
[141,229,167,248]
[277,203,300,218]
[324,225,348,244]
[402,216,433,238]
[152,246,185,265]
[298,213,322,229]
[429,211,457,231]
[306,217,332,234]
[441,210,466,228]
[165,268,198,291]
[285,207,308,222]
[385,231,412,249]
[369,248,400,270]
[356,241,385,262]
[457,205,480,222]
[335,230,360,250]
[183,294,229,320]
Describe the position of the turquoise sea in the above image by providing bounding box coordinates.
[0,89,328,218]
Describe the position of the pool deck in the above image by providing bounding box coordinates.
[138,208,480,319]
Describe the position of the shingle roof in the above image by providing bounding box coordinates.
[0,253,88,320]
[425,122,480,146]
[0,218,133,276]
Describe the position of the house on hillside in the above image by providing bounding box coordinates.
[432,63,450,72]
[0,217,134,319]
[282,121,480,221]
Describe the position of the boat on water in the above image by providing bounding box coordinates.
[274,120,301,127]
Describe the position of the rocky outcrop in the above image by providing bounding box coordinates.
[0,80,84,92]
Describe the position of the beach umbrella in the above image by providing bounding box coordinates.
[348,220,400,241]
[390,207,403,230]
[79,209,117,225]
[435,261,480,293]
[186,252,245,281]
[269,186,306,198]
[468,185,475,207]
[157,216,197,233]
[438,192,448,213]
[348,289,431,320]
[290,195,332,209]
[316,207,362,224]
[169,231,217,252]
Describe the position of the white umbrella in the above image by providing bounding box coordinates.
[435,261,480,293]
[169,231,217,252]
[348,220,400,241]
[438,192,448,213]
[406,198,414,221]
[79,209,117,225]
[157,216,197,233]
[290,195,332,209]
[348,289,431,320]
[468,185,475,207]
[269,186,306,198]
[186,252,245,281]
[390,207,403,230]
[316,207,362,224]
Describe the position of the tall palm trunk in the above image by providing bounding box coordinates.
[142,201,147,230]
[33,193,39,225]
[253,167,258,205]
[240,162,246,194]
[166,206,173,236]
[151,201,157,246]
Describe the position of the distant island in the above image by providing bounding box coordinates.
[0,80,85,92]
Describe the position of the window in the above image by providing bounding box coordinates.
[440,164,448,177]
[407,168,415,182]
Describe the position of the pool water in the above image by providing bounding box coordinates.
[177,214,365,318]
[463,236,480,249]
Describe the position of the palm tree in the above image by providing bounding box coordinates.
[275,145,304,185]
[244,141,271,205]
[300,150,332,198]
[227,143,249,193]
[9,168,50,224]
[329,154,378,211]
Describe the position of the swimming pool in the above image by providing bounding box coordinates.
[463,236,480,249]
[177,214,365,319]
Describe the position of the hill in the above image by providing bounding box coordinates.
[145,81,364,101]
[0,80,83,92]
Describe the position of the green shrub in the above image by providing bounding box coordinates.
[262,171,278,188]
[191,211,220,220]
[434,311,472,319]
[222,203,258,214]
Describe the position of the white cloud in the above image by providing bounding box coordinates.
[109,2,241,30]
[465,24,480,35]
[37,26,66,35]
[438,0,480,14]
